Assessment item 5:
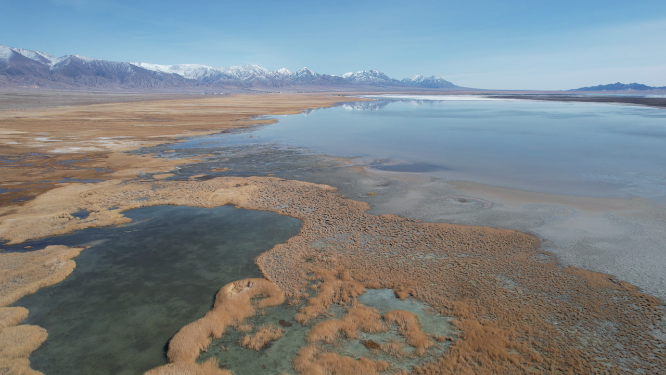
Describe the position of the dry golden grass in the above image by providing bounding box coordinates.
[0,325,47,359]
[383,310,433,356]
[414,318,535,375]
[0,358,44,375]
[306,305,386,343]
[143,358,231,375]
[165,278,284,363]
[0,245,84,306]
[0,324,48,375]
[0,245,83,375]
[295,269,366,325]
[239,323,284,350]
[235,323,253,333]
[293,345,390,375]
[381,339,409,359]
[0,307,28,330]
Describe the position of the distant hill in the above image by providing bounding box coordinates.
[0,44,460,91]
[570,82,666,91]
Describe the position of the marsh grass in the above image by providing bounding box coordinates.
[0,325,47,359]
[0,307,28,330]
[383,310,433,356]
[235,323,253,333]
[293,345,390,375]
[0,245,83,375]
[295,269,365,325]
[167,278,284,363]
[306,305,386,343]
[0,358,44,375]
[3,176,661,373]
[144,358,231,375]
[239,323,284,350]
[381,338,410,359]
[147,278,284,374]
[0,245,84,307]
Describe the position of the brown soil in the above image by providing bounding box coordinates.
[362,339,382,350]
[0,177,662,374]
[278,320,293,328]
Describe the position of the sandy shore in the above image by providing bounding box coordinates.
[0,92,664,374]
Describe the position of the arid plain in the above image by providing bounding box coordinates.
[0,92,664,375]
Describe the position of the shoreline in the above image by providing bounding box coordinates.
[0,93,368,207]
[1,92,665,374]
[488,94,666,108]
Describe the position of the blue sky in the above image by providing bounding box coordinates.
[2,0,665,90]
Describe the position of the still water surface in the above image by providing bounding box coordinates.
[12,205,301,375]
[174,96,666,199]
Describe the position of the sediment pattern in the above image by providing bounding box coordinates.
[1,177,664,374]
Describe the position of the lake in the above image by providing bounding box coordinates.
[173,95,666,200]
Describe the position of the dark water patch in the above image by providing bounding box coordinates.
[59,177,106,184]
[372,162,449,173]
[157,144,350,180]
[70,210,90,220]
[12,205,302,375]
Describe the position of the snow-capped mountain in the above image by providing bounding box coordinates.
[130,62,275,82]
[402,74,457,89]
[341,70,395,84]
[5,46,57,65]
[0,44,461,91]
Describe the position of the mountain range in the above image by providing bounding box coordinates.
[0,44,459,91]
[571,82,666,91]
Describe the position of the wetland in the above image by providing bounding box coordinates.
[1,92,664,375]
[10,205,301,375]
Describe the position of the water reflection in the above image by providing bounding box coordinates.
[164,97,666,199]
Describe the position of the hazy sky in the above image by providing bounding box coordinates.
[2,0,665,90]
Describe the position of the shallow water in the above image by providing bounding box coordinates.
[171,96,666,199]
[198,289,454,374]
[12,205,301,375]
